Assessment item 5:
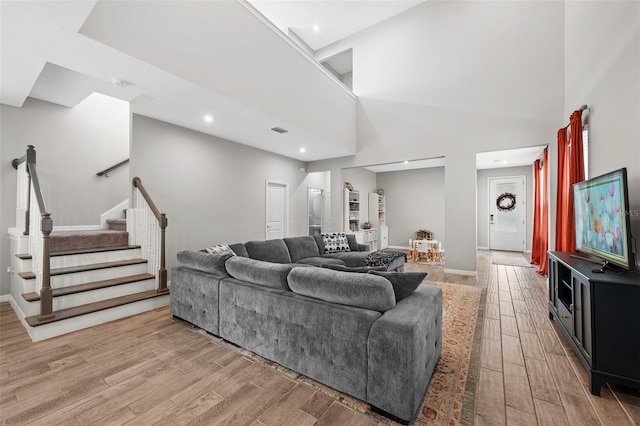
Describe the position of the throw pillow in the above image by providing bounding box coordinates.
[368,271,427,302]
[321,264,386,273]
[205,243,236,256]
[321,232,351,254]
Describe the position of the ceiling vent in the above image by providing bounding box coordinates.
[271,126,288,134]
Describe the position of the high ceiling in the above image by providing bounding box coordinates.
[1,0,541,169]
[0,0,423,163]
[248,0,425,50]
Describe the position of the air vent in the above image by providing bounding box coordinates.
[271,127,288,134]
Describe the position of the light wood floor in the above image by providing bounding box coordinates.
[1,252,639,425]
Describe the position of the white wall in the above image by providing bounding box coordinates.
[477,166,534,251]
[0,94,130,295]
[309,1,565,273]
[376,167,445,248]
[130,115,310,277]
[556,1,640,262]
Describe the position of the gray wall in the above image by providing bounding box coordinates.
[0,95,129,295]
[130,115,310,278]
[557,1,639,266]
[376,167,445,248]
[477,166,534,251]
[309,1,565,273]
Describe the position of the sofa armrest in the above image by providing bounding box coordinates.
[357,243,369,252]
[366,285,442,422]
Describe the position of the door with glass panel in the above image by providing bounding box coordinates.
[489,176,525,252]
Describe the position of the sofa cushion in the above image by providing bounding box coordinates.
[322,251,371,267]
[322,232,351,254]
[176,249,232,277]
[368,271,428,302]
[297,257,345,267]
[283,236,320,262]
[313,234,325,255]
[346,234,361,251]
[288,267,395,312]
[228,242,249,257]
[245,239,292,263]
[321,264,386,273]
[225,256,293,290]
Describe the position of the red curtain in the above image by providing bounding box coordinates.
[531,159,542,266]
[538,148,549,275]
[531,148,549,275]
[555,111,585,253]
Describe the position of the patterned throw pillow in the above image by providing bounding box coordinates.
[321,232,351,254]
[205,243,236,256]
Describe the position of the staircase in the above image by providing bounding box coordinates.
[12,220,169,341]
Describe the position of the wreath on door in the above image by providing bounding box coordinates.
[496,192,516,211]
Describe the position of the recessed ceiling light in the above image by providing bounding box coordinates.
[502,160,508,164]
[404,160,409,164]
[204,115,213,123]
[313,25,320,32]
[300,148,306,153]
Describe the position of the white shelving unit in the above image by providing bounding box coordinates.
[344,189,361,232]
[369,193,388,249]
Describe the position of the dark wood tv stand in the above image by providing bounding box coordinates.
[548,251,640,395]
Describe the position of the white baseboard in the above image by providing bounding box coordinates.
[444,268,478,276]
[0,294,10,303]
[477,246,489,251]
[388,245,411,250]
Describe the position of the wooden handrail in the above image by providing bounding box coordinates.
[14,145,54,320]
[97,159,129,177]
[132,177,168,292]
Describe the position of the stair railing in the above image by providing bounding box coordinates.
[12,145,54,321]
[130,177,168,292]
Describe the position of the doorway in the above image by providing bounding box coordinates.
[265,180,288,240]
[307,187,323,236]
[489,176,525,252]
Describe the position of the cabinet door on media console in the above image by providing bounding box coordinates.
[548,251,640,395]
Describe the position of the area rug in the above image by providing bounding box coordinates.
[209,280,483,425]
[491,250,534,268]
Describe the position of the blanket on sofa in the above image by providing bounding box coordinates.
[364,250,406,268]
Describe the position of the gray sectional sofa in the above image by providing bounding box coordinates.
[170,235,442,422]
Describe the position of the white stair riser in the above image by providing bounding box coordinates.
[28,295,170,342]
[50,263,149,288]
[17,276,36,295]
[50,248,142,269]
[19,279,157,317]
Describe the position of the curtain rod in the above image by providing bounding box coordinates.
[563,104,590,129]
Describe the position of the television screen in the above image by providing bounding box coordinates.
[573,168,635,270]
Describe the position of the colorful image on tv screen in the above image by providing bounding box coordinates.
[574,177,627,260]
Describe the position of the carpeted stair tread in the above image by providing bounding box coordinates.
[50,230,129,253]
[25,288,170,327]
[106,219,127,231]
[18,258,148,280]
[22,273,156,302]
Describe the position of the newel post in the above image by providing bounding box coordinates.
[38,212,54,321]
[158,213,168,292]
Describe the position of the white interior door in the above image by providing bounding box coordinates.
[266,181,287,240]
[489,176,525,252]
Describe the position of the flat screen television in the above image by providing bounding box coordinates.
[573,167,636,271]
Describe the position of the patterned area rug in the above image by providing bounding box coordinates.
[416,281,482,425]
[207,280,483,425]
